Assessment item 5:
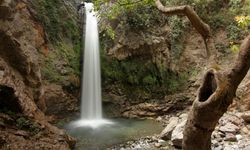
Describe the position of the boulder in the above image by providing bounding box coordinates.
[219,113,244,126]
[160,117,179,140]
[171,119,187,148]
[219,122,240,134]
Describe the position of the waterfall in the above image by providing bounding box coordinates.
[81,2,102,119]
[71,3,113,128]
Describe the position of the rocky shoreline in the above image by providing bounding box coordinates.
[108,111,250,150]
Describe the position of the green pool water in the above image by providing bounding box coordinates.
[66,118,163,150]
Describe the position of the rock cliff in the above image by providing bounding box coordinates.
[0,0,78,149]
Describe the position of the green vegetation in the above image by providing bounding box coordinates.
[42,42,80,83]
[227,15,250,53]
[97,0,249,64]
[16,117,41,135]
[0,108,16,116]
[97,0,249,101]
[168,16,188,59]
[101,50,190,100]
[29,0,81,84]
[29,0,80,43]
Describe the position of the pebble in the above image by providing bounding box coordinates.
[154,142,161,148]
[236,134,243,141]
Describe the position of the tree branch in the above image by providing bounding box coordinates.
[228,33,250,88]
[155,0,211,39]
[155,0,214,58]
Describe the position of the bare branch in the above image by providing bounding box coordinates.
[155,0,210,39]
[228,33,250,88]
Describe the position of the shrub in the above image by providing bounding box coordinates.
[16,117,41,135]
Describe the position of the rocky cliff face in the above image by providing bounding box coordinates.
[0,0,45,120]
[107,25,171,69]
[0,0,77,149]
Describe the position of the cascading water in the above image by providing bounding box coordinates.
[81,2,102,120]
[70,3,113,128]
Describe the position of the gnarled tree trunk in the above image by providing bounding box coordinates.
[183,34,250,150]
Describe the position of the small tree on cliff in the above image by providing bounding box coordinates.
[155,0,250,149]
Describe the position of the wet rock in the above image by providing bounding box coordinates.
[44,84,78,118]
[171,119,186,148]
[160,117,179,140]
[156,116,163,122]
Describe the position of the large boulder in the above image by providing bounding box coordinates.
[160,117,179,140]
[171,119,187,148]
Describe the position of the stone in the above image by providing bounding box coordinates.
[219,122,240,134]
[214,145,223,150]
[224,133,237,142]
[160,117,179,140]
[156,116,163,122]
[171,119,186,148]
[219,113,244,126]
[241,111,250,123]
[211,139,219,147]
[236,134,243,141]
[224,145,239,150]
[179,113,188,120]
[241,126,249,134]
[243,145,250,150]
[154,142,162,148]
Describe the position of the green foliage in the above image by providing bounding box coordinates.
[101,50,189,99]
[0,108,15,116]
[105,25,116,40]
[168,16,187,59]
[29,0,80,43]
[29,0,81,83]
[143,75,157,85]
[41,42,80,83]
[226,23,242,41]
[215,43,229,54]
[229,0,242,9]
[126,4,165,30]
[16,117,41,135]
[235,16,250,29]
[230,44,240,53]
[55,120,66,128]
[227,14,250,54]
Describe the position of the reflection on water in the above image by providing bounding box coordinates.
[65,118,163,150]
